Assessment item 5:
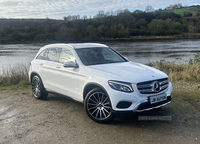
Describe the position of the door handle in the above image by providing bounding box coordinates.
[40,63,43,65]
[56,66,61,69]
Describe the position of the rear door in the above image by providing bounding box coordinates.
[36,47,61,92]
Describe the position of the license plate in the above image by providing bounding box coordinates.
[149,94,167,104]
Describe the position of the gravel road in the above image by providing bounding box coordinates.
[0,86,199,144]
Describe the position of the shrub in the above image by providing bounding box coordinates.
[148,53,200,82]
[0,64,29,86]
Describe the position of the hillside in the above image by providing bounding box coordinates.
[0,5,200,43]
[168,5,200,16]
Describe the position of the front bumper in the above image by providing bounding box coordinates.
[133,96,171,112]
[107,82,173,112]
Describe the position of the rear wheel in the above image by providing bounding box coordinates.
[84,88,114,123]
[31,75,48,100]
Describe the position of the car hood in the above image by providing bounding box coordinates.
[85,62,168,83]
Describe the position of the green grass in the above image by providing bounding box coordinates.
[171,82,200,112]
[0,64,30,94]
[0,84,31,94]
[167,7,198,16]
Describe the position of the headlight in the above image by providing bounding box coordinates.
[108,80,134,93]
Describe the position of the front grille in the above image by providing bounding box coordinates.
[137,78,169,94]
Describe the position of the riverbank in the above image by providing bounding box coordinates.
[1,53,200,85]
[0,36,200,44]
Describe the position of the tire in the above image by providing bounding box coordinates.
[31,75,48,100]
[84,88,114,123]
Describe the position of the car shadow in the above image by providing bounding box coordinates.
[112,107,173,125]
[45,93,83,105]
[43,94,182,127]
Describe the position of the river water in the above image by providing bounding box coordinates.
[0,39,200,75]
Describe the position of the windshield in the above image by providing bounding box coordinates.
[76,47,128,66]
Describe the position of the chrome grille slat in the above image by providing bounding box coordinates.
[161,85,168,90]
[160,80,168,85]
[137,78,169,94]
[137,84,152,88]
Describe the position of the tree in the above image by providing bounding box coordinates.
[166,3,182,10]
[145,6,154,12]
[86,25,97,39]
[136,19,148,28]
[0,26,13,36]
[24,26,36,33]
[148,19,167,35]
[82,15,88,20]
[95,11,106,18]
[188,25,197,33]
[63,16,67,21]
[133,10,143,13]
[63,15,72,21]
[184,12,193,17]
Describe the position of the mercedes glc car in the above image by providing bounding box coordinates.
[29,43,172,123]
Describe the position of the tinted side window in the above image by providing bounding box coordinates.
[58,48,75,64]
[36,49,49,60]
[36,48,61,62]
[47,48,61,62]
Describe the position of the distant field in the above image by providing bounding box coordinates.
[167,7,198,16]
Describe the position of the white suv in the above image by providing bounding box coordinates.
[29,43,172,123]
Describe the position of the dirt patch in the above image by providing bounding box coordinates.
[0,85,200,144]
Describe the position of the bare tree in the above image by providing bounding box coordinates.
[145,6,154,12]
[95,11,105,18]
[166,3,182,10]
[82,15,88,20]
[63,16,67,21]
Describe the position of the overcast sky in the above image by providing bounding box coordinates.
[0,0,199,19]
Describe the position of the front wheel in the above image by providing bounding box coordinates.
[31,75,48,100]
[84,88,114,123]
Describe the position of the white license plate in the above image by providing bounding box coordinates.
[149,94,167,104]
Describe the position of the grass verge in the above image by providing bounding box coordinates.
[147,53,200,83]
[0,64,30,93]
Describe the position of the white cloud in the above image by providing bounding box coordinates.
[0,0,199,19]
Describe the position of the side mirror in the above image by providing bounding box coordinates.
[63,61,79,68]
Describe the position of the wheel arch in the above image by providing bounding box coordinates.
[30,72,46,88]
[31,72,48,100]
[83,82,108,101]
[30,72,41,82]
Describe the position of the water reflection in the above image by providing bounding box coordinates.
[107,39,200,64]
[0,40,200,75]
